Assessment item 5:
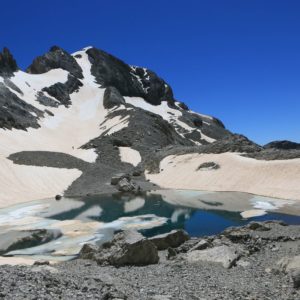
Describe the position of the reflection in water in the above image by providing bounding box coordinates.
[0,190,300,261]
[46,192,300,237]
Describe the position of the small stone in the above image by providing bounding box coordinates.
[55,194,62,201]
[33,260,50,266]
[167,247,177,260]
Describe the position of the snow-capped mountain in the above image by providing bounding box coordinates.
[0,46,300,205]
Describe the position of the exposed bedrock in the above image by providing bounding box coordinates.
[0,83,42,130]
[86,47,175,106]
[264,140,300,150]
[8,151,91,171]
[103,86,125,109]
[42,74,83,106]
[26,46,83,79]
[0,47,18,77]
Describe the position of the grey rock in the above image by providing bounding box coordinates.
[86,47,175,106]
[189,239,210,251]
[277,255,300,273]
[0,83,43,130]
[79,230,159,266]
[27,46,83,79]
[292,270,300,288]
[0,47,18,76]
[33,260,50,266]
[149,230,190,250]
[117,177,140,192]
[167,247,177,260]
[42,74,83,106]
[186,245,242,269]
[103,86,125,109]
[264,140,300,150]
[196,161,220,171]
[55,194,62,200]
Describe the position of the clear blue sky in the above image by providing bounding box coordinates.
[1,0,299,145]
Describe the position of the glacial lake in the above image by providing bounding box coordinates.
[0,190,300,262]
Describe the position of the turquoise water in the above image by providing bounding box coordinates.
[44,192,300,237]
[1,190,300,260]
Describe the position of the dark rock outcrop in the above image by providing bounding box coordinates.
[27,46,83,79]
[0,47,18,76]
[36,91,59,107]
[42,74,83,106]
[196,162,220,171]
[264,140,300,150]
[0,83,42,130]
[79,230,159,266]
[103,86,125,109]
[86,47,175,106]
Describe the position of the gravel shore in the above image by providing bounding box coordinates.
[0,222,299,300]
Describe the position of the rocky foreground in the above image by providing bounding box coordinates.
[0,221,299,299]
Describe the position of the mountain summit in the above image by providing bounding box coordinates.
[0,46,299,205]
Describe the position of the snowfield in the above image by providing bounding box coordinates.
[146,152,300,201]
[0,49,131,207]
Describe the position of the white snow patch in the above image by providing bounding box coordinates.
[124,96,197,139]
[119,147,141,166]
[10,69,69,110]
[124,197,145,213]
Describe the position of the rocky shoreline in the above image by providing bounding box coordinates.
[0,221,299,299]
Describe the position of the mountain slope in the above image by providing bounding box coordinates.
[0,46,299,206]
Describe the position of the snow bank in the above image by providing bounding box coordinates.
[0,48,130,208]
[146,153,300,201]
[119,147,141,166]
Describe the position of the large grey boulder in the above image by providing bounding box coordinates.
[149,230,190,250]
[0,229,62,255]
[186,245,242,269]
[79,230,159,266]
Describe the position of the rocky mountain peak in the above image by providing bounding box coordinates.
[86,47,175,106]
[0,47,18,76]
[26,46,83,79]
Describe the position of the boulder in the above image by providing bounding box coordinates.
[149,230,189,250]
[79,230,159,266]
[196,162,220,171]
[277,255,300,273]
[276,256,300,289]
[117,177,140,193]
[110,173,131,185]
[186,245,242,269]
[0,229,62,255]
[55,194,62,200]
